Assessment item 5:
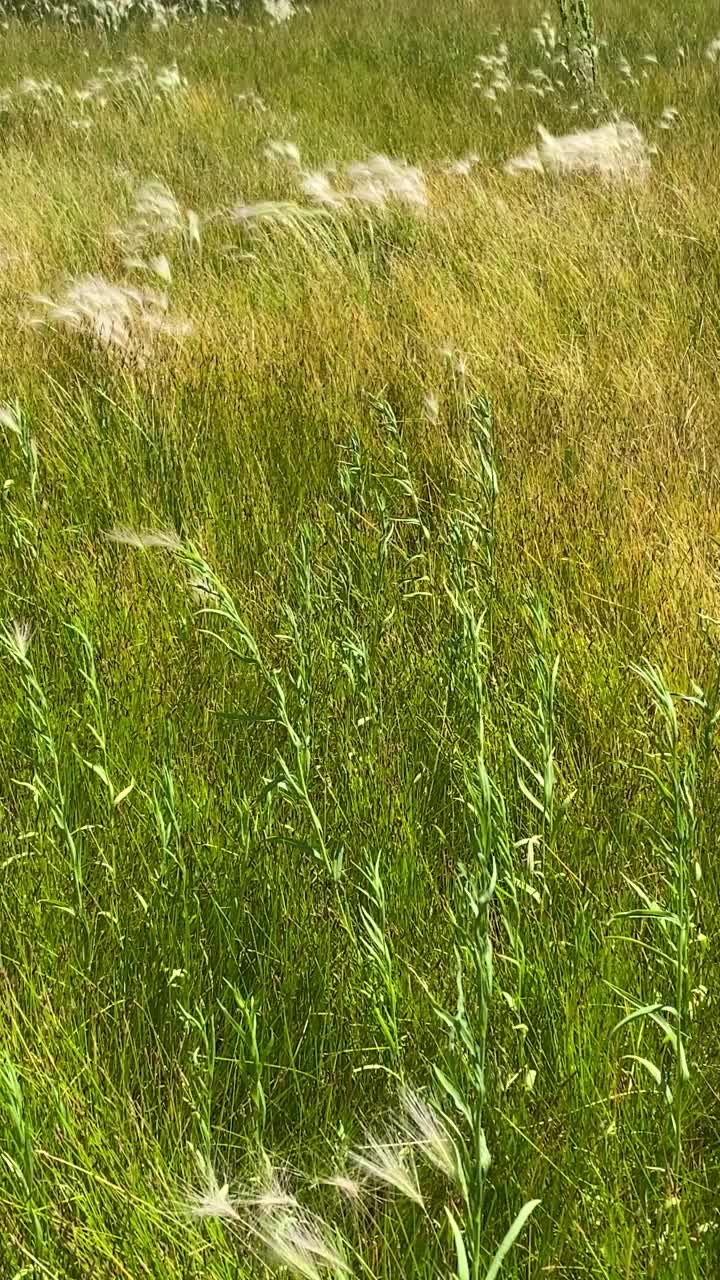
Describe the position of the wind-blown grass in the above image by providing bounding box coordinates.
[0,1,720,1277]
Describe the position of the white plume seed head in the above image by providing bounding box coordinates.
[186,209,202,250]
[423,392,439,425]
[322,1173,362,1200]
[345,154,427,209]
[10,620,32,660]
[262,0,296,24]
[30,274,191,360]
[443,153,479,177]
[254,1204,349,1280]
[0,404,20,434]
[504,121,651,182]
[240,1168,299,1212]
[348,1133,424,1205]
[296,153,427,211]
[300,170,346,208]
[237,89,268,112]
[148,254,173,282]
[265,140,302,168]
[154,62,186,94]
[230,200,307,226]
[186,1164,239,1222]
[399,1087,460,1183]
[105,527,183,552]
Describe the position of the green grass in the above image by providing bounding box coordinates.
[1,0,720,1276]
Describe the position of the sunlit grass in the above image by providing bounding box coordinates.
[0,1,719,1277]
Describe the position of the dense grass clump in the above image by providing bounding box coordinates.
[1,1,720,1276]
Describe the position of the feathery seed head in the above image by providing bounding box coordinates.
[240,1168,299,1211]
[255,1204,349,1280]
[399,1088,460,1184]
[0,404,20,435]
[237,90,268,112]
[8,621,32,661]
[148,254,172,282]
[186,1164,239,1222]
[348,1133,424,1205]
[265,140,302,168]
[154,62,185,94]
[300,170,346,208]
[186,210,202,250]
[105,527,183,551]
[346,154,427,209]
[423,392,439,425]
[504,121,650,182]
[31,274,190,360]
[230,199,308,226]
[322,1174,363,1201]
[262,0,296,23]
[443,153,479,177]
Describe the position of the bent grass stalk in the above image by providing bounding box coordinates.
[609,661,705,1270]
[0,623,86,938]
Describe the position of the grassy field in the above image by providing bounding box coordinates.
[1,0,720,1275]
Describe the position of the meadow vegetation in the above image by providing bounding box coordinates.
[1,0,720,1275]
